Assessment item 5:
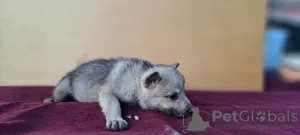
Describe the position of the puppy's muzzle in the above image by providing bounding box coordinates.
[181,106,193,117]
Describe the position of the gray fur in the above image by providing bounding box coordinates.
[44,57,193,131]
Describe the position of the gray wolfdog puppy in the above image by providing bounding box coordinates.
[44,57,193,131]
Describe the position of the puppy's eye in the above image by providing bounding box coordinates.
[169,93,179,101]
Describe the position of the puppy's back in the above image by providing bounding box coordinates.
[71,57,153,85]
[71,58,117,87]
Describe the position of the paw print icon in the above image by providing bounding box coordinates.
[256,111,266,122]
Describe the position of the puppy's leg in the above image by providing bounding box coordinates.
[53,77,72,102]
[43,77,72,103]
[99,93,128,131]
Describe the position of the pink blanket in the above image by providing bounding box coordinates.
[0,86,300,135]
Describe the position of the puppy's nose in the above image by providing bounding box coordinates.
[187,107,193,116]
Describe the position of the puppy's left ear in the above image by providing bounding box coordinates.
[170,63,179,70]
[144,72,162,89]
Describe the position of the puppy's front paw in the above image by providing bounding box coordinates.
[106,118,128,131]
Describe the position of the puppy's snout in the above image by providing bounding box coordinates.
[182,106,193,117]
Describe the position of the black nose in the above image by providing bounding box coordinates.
[187,107,193,116]
[188,108,193,115]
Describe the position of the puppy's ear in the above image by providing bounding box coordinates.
[170,63,179,70]
[144,72,162,89]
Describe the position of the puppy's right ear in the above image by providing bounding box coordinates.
[144,72,162,89]
[170,63,179,70]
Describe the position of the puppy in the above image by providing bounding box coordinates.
[44,57,193,131]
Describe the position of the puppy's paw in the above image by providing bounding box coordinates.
[106,118,128,131]
[43,98,54,103]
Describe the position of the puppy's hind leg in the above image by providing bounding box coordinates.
[99,91,128,131]
[43,76,73,103]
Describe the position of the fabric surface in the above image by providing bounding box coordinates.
[0,85,300,135]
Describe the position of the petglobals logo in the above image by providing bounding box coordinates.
[212,110,298,123]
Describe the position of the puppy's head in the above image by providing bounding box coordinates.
[139,63,193,117]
